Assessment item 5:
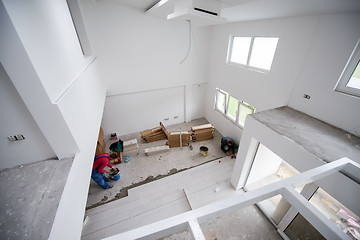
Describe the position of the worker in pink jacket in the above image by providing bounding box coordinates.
[92,153,118,189]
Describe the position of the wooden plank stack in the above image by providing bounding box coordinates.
[123,139,139,156]
[191,123,215,142]
[167,131,191,148]
[141,125,167,142]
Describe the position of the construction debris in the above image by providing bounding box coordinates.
[191,123,215,142]
[141,123,167,142]
[167,131,191,148]
[123,139,139,156]
[145,146,170,156]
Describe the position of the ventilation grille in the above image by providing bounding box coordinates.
[193,7,218,16]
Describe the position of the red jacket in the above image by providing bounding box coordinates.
[93,153,113,173]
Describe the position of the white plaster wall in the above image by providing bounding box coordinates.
[1,1,107,238]
[288,12,360,137]
[0,64,56,171]
[0,2,79,159]
[204,16,319,143]
[102,87,185,137]
[80,0,210,133]
[187,83,208,121]
[2,0,93,103]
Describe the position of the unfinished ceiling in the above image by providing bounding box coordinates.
[111,0,360,25]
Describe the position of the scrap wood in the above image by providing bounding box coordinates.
[141,123,167,142]
[167,130,191,148]
[192,136,214,142]
[160,122,170,139]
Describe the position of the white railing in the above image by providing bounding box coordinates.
[103,157,359,240]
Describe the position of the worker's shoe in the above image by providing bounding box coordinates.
[107,184,113,189]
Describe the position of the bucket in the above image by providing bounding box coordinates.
[112,173,120,181]
[199,146,208,157]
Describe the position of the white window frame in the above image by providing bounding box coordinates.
[334,39,360,98]
[214,88,227,114]
[227,36,279,73]
[226,95,239,121]
[237,101,255,127]
[66,0,92,56]
[214,88,255,129]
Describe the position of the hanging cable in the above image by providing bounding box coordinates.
[180,20,191,64]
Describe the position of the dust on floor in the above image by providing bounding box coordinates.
[86,118,227,209]
[0,158,73,240]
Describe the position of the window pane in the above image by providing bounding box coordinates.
[309,187,360,238]
[347,60,360,89]
[284,213,326,240]
[226,96,239,121]
[249,37,278,70]
[230,37,251,65]
[215,90,226,114]
[237,102,255,127]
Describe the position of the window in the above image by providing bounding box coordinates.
[215,89,227,114]
[66,0,92,56]
[335,39,360,97]
[227,36,279,71]
[214,88,256,128]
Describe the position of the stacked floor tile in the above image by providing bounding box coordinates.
[191,123,215,142]
[140,125,166,142]
[167,131,192,148]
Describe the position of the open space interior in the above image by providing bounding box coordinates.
[1,0,360,239]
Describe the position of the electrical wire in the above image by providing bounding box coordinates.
[180,20,191,64]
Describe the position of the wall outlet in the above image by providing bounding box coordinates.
[16,134,25,140]
[164,118,169,121]
[303,94,311,99]
[8,136,17,141]
[7,134,25,141]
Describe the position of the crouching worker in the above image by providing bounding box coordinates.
[92,153,118,189]
[221,137,237,159]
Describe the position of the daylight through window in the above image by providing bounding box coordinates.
[227,36,279,71]
[214,88,255,128]
[335,39,360,97]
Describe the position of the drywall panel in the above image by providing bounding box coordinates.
[80,0,210,95]
[50,59,106,240]
[102,87,185,138]
[57,59,106,152]
[0,64,56,171]
[2,0,93,102]
[288,12,360,137]
[0,2,79,159]
[204,16,319,141]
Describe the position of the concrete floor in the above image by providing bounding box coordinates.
[86,118,227,209]
[162,205,282,240]
[0,158,73,240]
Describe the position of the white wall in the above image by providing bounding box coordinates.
[288,12,360,137]
[80,0,210,134]
[204,16,319,143]
[0,1,79,160]
[2,0,93,102]
[103,86,185,137]
[0,64,56,170]
[1,1,107,239]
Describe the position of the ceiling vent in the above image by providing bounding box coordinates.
[147,0,227,26]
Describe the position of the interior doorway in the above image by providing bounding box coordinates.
[243,143,360,240]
